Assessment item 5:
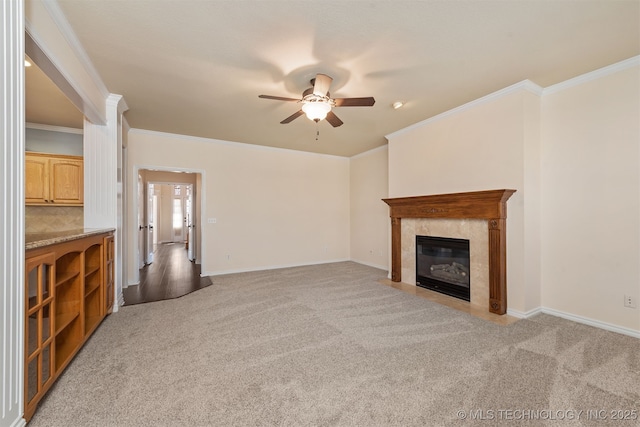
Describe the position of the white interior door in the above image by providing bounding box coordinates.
[186,185,194,261]
[137,174,145,269]
[152,194,158,248]
[172,185,186,242]
[147,183,155,263]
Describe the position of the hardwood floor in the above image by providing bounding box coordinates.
[123,242,212,305]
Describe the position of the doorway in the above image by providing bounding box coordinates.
[148,182,193,255]
[128,169,207,304]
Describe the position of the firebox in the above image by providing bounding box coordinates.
[416,235,470,301]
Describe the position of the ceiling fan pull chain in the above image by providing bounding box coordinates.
[316,123,320,141]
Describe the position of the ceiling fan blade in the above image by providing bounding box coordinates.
[313,73,333,97]
[280,110,305,124]
[333,97,376,107]
[259,95,300,102]
[325,111,343,127]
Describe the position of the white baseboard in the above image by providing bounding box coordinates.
[113,291,125,313]
[511,305,639,339]
[202,258,351,277]
[350,258,389,272]
[10,417,27,427]
[507,306,543,319]
[538,307,639,339]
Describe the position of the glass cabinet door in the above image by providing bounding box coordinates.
[25,252,55,408]
[104,235,115,313]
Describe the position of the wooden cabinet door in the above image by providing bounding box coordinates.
[25,251,56,421]
[103,235,115,313]
[25,153,83,206]
[49,158,83,205]
[25,154,50,204]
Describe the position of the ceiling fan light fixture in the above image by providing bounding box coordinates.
[302,101,331,122]
[259,72,374,127]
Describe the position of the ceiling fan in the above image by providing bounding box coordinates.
[259,73,375,127]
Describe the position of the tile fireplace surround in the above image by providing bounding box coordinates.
[383,189,516,315]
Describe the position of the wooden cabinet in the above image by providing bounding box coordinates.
[24,154,49,204]
[24,253,55,411]
[103,234,115,314]
[24,232,112,421]
[25,152,83,206]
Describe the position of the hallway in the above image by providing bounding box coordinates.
[123,242,212,305]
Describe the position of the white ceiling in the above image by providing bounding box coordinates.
[29,0,640,157]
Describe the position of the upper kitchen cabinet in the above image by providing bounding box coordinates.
[26,152,83,206]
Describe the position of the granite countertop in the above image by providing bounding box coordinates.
[26,228,115,250]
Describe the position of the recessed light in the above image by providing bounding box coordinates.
[24,59,32,67]
[392,101,404,109]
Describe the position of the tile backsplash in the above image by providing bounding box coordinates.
[26,206,83,233]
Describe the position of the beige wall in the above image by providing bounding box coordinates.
[126,130,350,283]
[541,64,640,332]
[385,60,639,333]
[349,146,389,270]
[387,85,543,315]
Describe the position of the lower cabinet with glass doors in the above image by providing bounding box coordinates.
[24,230,114,422]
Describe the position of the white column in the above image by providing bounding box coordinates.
[84,94,128,311]
[1,0,26,426]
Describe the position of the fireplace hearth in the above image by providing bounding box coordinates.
[416,236,470,301]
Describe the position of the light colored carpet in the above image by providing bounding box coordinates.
[30,262,639,426]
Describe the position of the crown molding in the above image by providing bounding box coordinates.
[39,0,110,100]
[128,128,350,161]
[350,143,388,160]
[26,122,83,134]
[25,0,109,125]
[386,55,639,140]
[387,80,544,139]
[107,93,129,115]
[543,55,640,95]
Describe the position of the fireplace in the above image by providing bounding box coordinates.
[416,236,470,301]
[383,189,516,314]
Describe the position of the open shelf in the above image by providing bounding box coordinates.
[55,311,80,335]
[85,279,100,297]
[84,265,100,277]
[56,270,80,287]
[85,265,100,295]
[84,288,102,335]
[55,286,80,324]
[55,252,81,285]
[54,316,82,371]
[85,244,101,275]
